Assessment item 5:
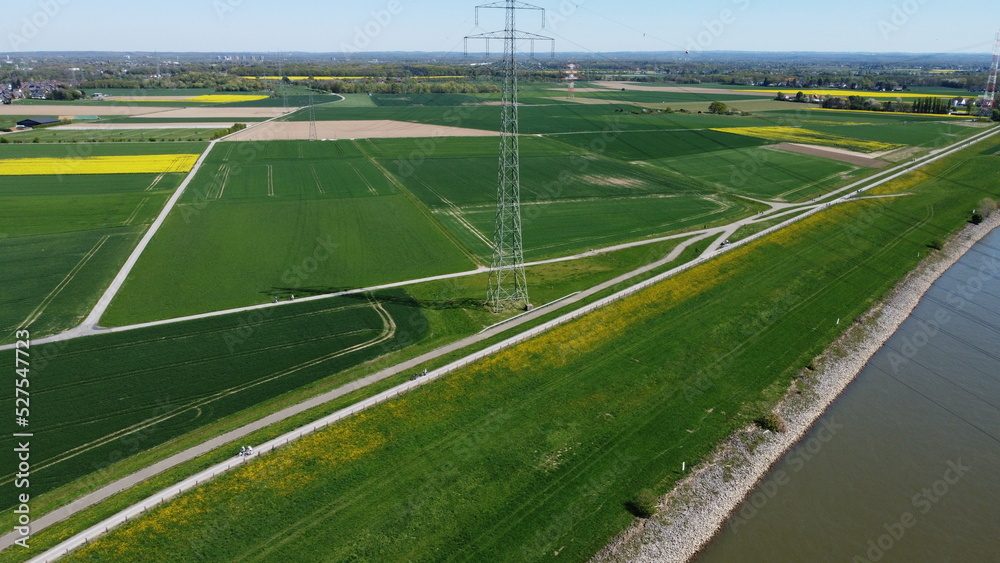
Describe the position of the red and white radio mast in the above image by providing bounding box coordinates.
[564,63,580,96]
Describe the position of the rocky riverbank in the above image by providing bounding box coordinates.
[591,212,1000,563]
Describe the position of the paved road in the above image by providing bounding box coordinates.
[7,126,999,558]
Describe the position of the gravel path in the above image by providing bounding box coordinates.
[591,212,1000,563]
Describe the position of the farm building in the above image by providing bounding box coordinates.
[17,117,60,128]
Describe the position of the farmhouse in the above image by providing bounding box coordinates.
[16,117,60,128]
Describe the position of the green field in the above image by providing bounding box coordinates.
[644,146,859,201]
[0,294,427,504]
[101,140,478,325]
[100,96,977,324]
[65,132,1000,563]
[568,90,772,104]
[0,128,224,143]
[383,136,746,259]
[0,142,208,158]
[288,101,770,134]
[5,89,995,560]
[0,143,208,341]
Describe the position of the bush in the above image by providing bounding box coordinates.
[978,197,998,218]
[0,136,8,144]
[626,488,658,518]
[755,412,787,433]
[708,101,730,115]
[927,239,944,251]
[971,212,984,225]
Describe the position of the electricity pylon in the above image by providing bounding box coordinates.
[308,89,318,141]
[466,1,553,312]
[981,31,1000,119]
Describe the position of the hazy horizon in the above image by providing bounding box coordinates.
[3,1,997,57]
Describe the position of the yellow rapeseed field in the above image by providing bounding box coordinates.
[185,94,270,103]
[736,89,957,99]
[810,108,978,119]
[710,126,902,153]
[248,76,464,80]
[0,154,200,176]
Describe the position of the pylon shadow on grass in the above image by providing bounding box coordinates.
[264,287,484,311]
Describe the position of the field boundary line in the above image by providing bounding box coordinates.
[18,235,111,329]
[267,164,275,197]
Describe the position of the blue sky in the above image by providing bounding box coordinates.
[2,0,996,56]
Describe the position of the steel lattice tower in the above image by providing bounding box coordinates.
[278,53,289,113]
[466,1,553,312]
[981,31,1000,119]
[308,89,318,141]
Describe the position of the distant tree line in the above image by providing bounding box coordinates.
[82,72,266,92]
[309,80,500,95]
[46,86,85,100]
[772,90,974,116]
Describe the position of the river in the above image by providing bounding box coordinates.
[693,229,1000,563]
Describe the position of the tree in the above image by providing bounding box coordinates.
[627,489,658,518]
[795,91,806,103]
[823,97,847,110]
[708,101,730,114]
[993,108,1000,122]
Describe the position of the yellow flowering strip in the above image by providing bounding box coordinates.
[0,154,200,176]
[710,126,902,153]
[735,89,958,99]
[113,95,270,103]
[247,76,465,80]
[72,414,388,560]
[809,108,979,119]
[184,94,270,103]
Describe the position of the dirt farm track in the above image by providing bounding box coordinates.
[226,120,502,141]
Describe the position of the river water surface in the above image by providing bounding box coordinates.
[694,229,1000,563]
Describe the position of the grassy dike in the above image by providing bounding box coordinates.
[0,238,690,558]
[50,133,1000,561]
